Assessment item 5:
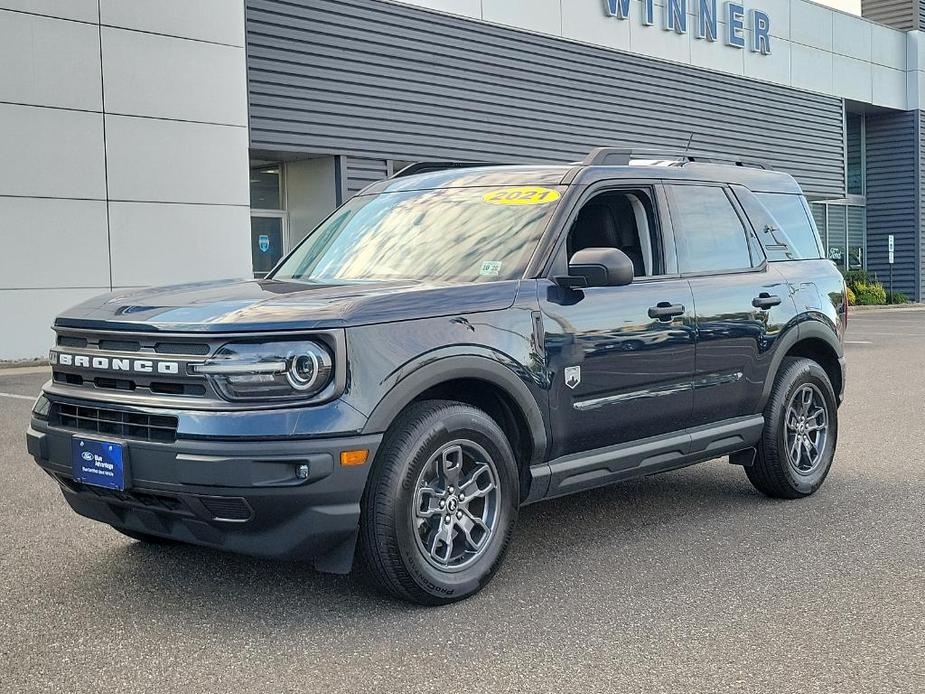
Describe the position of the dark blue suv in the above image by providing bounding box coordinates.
[26,148,847,604]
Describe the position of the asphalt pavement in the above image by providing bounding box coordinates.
[1,309,923,693]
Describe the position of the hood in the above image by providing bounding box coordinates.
[54,278,521,333]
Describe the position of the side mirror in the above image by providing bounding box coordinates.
[566,247,634,288]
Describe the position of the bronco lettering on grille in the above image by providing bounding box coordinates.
[53,352,181,375]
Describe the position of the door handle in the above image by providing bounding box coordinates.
[648,302,685,320]
[752,293,782,310]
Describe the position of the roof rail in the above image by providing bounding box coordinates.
[390,161,506,179]
[582,146,770,170]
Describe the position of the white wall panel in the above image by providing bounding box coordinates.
[759,0,792,40]
[101,28,247,126]
[834,54,872,102]
[108,203,251,286]
[690,29,745,77]
[0,0,97,23]
[482,0,562,37]
[0,103,105,199]
[562,1,630,52]
[833,12,871,61]
[791,43,834,93]
[790,0,834,52]
[104,116,249,205]
[391,0,481,19]
[872,64,907,109]
[0,288,107,359]
[0,10,102,111]
[0,198,109,289]
[744,36,791,85]
[871,25,906,70]
[99,0,245,47]
[630,23,691,65]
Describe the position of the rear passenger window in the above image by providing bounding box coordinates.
[667,185,754,274]
[753,193,823,260]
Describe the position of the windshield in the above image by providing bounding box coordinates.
[271,186,564,284]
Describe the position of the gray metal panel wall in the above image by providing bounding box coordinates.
[861,0,917,29]
[920,111,925,302]
[246,0,846,198]
[865,111,919,298]
[345,157,390,198]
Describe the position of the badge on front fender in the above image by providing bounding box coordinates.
[564,366,581,390]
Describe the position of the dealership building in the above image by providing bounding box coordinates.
[1,0,924,359]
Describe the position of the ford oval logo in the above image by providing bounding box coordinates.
[81,451,94,462]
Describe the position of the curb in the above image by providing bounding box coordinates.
[849,304,925,313]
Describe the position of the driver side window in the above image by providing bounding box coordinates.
[566,189,660,278]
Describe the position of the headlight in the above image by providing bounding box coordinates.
[193,341,334,402]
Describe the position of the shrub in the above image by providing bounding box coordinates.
[853,281,887,305]
[845,286,856,306]
[886,291,909,305]
[842,269,870,292]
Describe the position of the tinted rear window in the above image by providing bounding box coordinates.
[753,193,822,260]
[667,185,755,274]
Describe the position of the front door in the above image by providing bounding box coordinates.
[539,279,696,458]
[538,184,696,459]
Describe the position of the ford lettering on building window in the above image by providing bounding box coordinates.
[604,0,772,55]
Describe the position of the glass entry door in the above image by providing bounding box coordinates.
[810,201,866,272]
[250,214,286,278]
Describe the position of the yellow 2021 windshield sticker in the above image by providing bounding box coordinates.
[482,187,561,206]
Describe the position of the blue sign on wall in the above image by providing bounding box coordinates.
[604,0,772,55]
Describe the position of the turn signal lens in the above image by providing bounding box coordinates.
[340,449,368,467]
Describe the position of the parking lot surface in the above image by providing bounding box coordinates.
[1,309,923,694]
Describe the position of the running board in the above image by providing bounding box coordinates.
[525,415,765,503]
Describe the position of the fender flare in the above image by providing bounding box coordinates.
[758,318,843,410]
[362,354,548,468]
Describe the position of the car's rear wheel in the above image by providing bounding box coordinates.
[746,357,838,499]
[358,400,519,605]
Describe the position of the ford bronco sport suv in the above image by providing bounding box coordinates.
[26,147,847,605]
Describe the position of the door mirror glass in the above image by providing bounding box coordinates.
[567,247,634,288]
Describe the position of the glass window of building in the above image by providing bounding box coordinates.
[846,113,865,197]
[250,166,284,210]
[250,164,287,278]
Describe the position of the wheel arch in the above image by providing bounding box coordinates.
[760,320,844,410]
[362,356,548,501]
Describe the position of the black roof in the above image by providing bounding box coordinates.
[363,161,803,196]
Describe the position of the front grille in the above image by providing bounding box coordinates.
[61,476,188,514]
[50,328,220,403]
[51,403,178,442]
[199,496,253,521]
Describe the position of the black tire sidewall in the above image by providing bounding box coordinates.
[388,407,518,602]
[766,360,839,496]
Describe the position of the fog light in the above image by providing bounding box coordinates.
[296,464,310,479]
[340,450,368,467]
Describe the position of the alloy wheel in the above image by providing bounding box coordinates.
[412,440,500,572]
[784,383,829,476]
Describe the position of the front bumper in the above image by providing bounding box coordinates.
[27,416,381,573]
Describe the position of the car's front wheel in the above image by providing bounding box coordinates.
[746,357,839,499]
[358,400,519,605]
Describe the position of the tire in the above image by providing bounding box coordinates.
[112,527,178,545]
[746,357,839,499]
[358,400,519,605]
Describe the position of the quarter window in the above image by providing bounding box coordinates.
[668,185,754,274]
[753,193,823,260]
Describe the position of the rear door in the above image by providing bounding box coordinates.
[664,183,791,427]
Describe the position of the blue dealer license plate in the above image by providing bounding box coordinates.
[72,437,127,491]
